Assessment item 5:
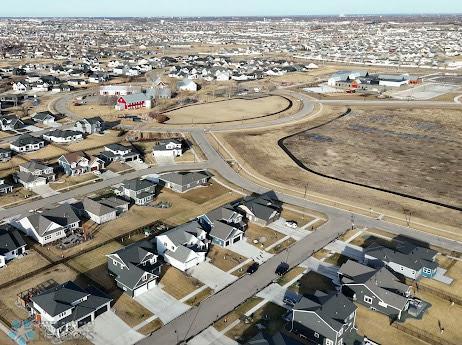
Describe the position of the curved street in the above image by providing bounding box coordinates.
[3,86,460,345]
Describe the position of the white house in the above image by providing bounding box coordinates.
[177,79,198,92]
[153,139,183,159]
[43,130,83,144]
[0,228,27,268]
[155,221,208,271]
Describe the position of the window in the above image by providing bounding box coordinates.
[142,275,147,281]
[314,332,319,338]
[364,296,373,304]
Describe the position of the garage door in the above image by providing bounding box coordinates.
[133,284,148,297]
[77,315,92,328]
[95,305,109,318]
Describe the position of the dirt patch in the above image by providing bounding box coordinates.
[280,209,315,227]
[137,318,163,336]
[245,223,286,250]
[214,297,263,332]
[0,251,51,286]
[110,293,153,328]
[185,287,214,306]
[160,267,203,300]
[268,237,296,254]
[207,245,248,272]
[180,182,231,204]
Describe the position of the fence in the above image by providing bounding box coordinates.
[393,322,458,345]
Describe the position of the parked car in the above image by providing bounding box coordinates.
[275,262,289,276]
[285,220,298,229]
[247,262,260,274]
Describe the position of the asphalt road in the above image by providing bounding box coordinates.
[5,87,461,345]
[0,162,208,221]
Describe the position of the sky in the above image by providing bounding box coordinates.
[1,0,461,17]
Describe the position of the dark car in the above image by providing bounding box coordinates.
[275,262,289,276]
[247,262,260,274]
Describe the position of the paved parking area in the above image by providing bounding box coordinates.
[91,310,144,345]
[31,184,60,198]
[228,240,273,264]
[256,283,288,307]
[188,262,237,291]
[268,218,312,240]
[135,286,190,324]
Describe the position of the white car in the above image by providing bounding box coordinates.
[285,220,298,229]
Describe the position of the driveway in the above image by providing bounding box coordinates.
[188,326,238,345]
[256,283,289,307]
[31,185,60,198]
[228,240,273,264]
[135,286,190,324]
[188,262,236,291]
[268,218,312,241]
[90,311,144,345]
[100,170,120,180]
[127,160,149,171]
[324,240,365,262]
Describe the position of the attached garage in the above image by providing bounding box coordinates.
[95,304,109,318]
[133,284,148,297]
[77,315,92,328]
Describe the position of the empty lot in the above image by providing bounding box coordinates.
[164,96,291,124]
[282,107,462,209]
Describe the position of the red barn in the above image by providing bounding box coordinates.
[116,94,152,111]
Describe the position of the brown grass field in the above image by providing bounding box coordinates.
[207,245,248,272]
[245,223,286,249]
[159,267,203,300]
[216,104,462,238]
[164,96,290,124]
[282,106,462,209]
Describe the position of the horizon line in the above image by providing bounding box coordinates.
[1,13,461,19]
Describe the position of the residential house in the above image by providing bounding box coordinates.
[58,151,105,176]
[10,135,46,153]
[100,144,140,163]
[159,171,211,193]
[14,160,55,190]
[177,79,198,92]
[156,221,208,271]
[0,114,24,131]
[236,194,282,226]
[72,197,117,225]
[99,197,129,215]
[339,260,412,320]
[43,129,84,144]
[32,111,56,125]
[364,243,438,280]
[74,117,105,134]
[0,178,13,194]
[289,291,357,345]
[0,148,12,162]
[200,204,247,248]
[29,281,112,337]
[107,240,162,297]
[99,85,142,96]
[153,139,183,159]
[14,204,80,245]
[115,178,156,206]
[0,227,27,268]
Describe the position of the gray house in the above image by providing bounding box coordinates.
[159,171,211,193]
[29,281,112,337]
[364,243,438,280]
[72,197,117,225]
[200,204,247,247]
[107,240,162,297]
[100,144,140,163]
[0,227,27,268]
[0,148,12,162]
[32,111,56,125]
[0,178,13,194]
[74,117,105,134]
[236,194,282,226]
[290,291,357,345]
[14,160,55,190]
[115,178,156,206]
[339,260,411,320]
[10,135,46,153]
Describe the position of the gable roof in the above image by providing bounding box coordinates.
[160,171,211,187]
[339,260,410,310]
[0,227,26,255]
